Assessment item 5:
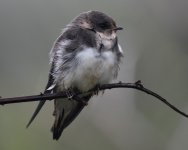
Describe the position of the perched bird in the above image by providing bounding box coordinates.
[27,10,124,140]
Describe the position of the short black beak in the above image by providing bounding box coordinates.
[114,27,123,31]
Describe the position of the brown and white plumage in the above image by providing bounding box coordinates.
[27,11,123,140]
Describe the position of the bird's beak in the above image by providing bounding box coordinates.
[113,27,123,31]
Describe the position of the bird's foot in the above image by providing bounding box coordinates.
[65,88,75,100]
[92,84,101,95]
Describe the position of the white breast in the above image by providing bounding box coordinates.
[64,48,117,91]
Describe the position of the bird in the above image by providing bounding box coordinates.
[26,10,124,140]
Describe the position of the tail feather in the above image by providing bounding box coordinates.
[26,87,53,128]
[52,108,65,140]
[26,62,55,128]
[26,100,46,128]
[51,94,92,140]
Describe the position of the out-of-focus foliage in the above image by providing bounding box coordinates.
[0,0,188,150]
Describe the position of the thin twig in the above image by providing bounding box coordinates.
[0,81,187,118]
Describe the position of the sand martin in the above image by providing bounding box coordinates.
[27,10,124,140]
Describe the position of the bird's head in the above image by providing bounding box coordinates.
[71,10,123,49]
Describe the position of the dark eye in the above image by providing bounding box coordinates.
[98,22,110,29]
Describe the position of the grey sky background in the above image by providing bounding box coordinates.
[0,0,188,150]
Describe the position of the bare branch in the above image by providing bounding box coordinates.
[0,81,187,118]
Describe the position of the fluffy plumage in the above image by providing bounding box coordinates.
[27,10,123,140]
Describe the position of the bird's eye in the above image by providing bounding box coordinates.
[98,22,109,29]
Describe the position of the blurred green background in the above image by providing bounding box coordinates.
[0,0,188,150]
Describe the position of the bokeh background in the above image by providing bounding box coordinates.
[0,0,188,150]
